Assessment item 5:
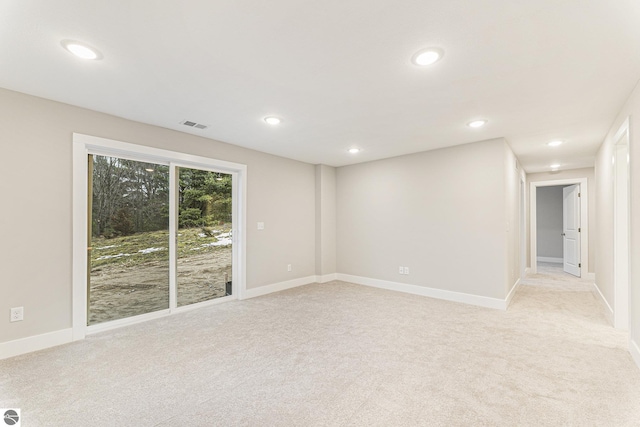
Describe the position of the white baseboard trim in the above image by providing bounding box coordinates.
[336,274,508,310]
[318,273,337,283]
[537,256,563,263]
[631,340,640,371]
[0,328,73,360]
[505,278,521,308]
[242,275,317,299]
[592,282,614,326]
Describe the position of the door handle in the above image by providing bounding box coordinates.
[561,233,566,236]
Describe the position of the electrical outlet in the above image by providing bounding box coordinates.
[399,266,404,274]
[287,264,292,272]
[404,267,410,275]
[10,307,23,322]
[257,222,265,230]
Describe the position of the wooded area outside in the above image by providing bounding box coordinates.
[91,156,232,238]
[88,155,233,325]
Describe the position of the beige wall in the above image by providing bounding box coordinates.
[0,88,316,343]
[595,142,615,307]
[504,143,522,295]
[315,165,337,276]
[595,80,640,346]
[526,167,596,273]
[336,138,509,300]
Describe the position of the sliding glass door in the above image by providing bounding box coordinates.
[88,155,170,325]
[177,168,233,306]
[87,155,233,326]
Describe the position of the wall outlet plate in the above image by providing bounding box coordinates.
[10,307,24,322]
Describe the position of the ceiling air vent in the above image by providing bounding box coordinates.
[180,120,208,130]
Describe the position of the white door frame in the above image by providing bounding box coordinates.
[72,133,247,341]
[520,177,527,280]
[529,178,589,277]
[613,118,630,330]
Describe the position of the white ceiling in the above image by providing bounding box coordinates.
[2,1,640,172]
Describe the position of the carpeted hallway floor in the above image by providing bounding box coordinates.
[2,265,640,426]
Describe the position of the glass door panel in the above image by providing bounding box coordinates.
[177,167,233,306]
[88,155,170,325]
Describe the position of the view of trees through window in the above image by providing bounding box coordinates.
[88,155,233,325]
[177,166,233,307]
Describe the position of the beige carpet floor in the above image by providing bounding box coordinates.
[2,265,640,426]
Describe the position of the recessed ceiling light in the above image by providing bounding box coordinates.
[348,148,360,154]
[411,48,444,66]
[467,120,487,128]
[550,164,561,170]
[61,40,102,60]
[548,140,563,147]
[264,116,281,125]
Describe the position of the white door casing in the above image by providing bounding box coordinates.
[613,117,630,330]
[562,184,581,277]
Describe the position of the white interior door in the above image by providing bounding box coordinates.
[562,184,581,276]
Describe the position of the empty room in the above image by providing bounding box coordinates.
[1,1,640,425]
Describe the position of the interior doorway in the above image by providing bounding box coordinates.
[529,178,589,277]
[534,184,581,277]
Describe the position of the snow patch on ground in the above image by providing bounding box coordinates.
[96,247,166,260]
[96,245,118,250]
[138,247,166,254]
[191,232,232,250]
[96,253,132,261]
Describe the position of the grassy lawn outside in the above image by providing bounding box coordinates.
[90,224,233,270]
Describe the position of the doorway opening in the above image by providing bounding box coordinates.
[529,178,589,278]
[533,184,581,276]
[73,134,246,340]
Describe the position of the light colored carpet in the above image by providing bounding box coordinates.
[2,267,640,426]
